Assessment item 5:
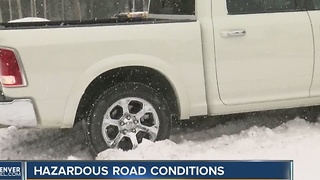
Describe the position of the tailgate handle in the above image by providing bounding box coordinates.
[221,30,246,38]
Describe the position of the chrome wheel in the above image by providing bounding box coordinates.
[85,83,172,155]
[101,97,160,150]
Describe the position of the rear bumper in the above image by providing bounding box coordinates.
[0,90,38,127]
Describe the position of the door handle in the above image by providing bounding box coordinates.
[221,30,246,38]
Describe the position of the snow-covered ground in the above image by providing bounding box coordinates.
[0,111,319,179]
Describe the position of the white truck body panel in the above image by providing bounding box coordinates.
[204,1,320,116]
[308,11,320,97]
[213,9,314,105]
[0,22,207,127]
[2,0,320,128]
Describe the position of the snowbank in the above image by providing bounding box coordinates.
[0,115,319,179]
[97,118,320,179]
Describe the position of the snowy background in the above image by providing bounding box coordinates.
[1,109,319,180]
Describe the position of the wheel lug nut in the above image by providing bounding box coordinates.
[123,129,128,134]
[132,129,137,133]
[120,121,125,126]
[134,120,139,124]
[126,116,131,120]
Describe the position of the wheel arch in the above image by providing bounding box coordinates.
[62,54,190,127]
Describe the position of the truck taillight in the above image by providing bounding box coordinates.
[0,48,25,87]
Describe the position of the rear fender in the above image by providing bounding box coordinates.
[62,54,190,127]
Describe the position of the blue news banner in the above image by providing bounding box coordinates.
[0,161,293,179]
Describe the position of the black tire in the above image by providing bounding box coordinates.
[84,82,172,155]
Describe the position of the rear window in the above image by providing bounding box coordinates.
[227,0,297,14]
[0,0,149,23]
[312,0,320,9]
[149,0,195,15]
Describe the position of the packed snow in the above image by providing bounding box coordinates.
[0,110,319,179]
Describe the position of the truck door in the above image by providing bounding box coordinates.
[212,0,314,105]
[307,0,320,97]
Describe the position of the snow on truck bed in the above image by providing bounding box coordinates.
[0,113,319,180]
[8,17,50,23]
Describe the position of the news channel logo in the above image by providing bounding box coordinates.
[0,162,24,180]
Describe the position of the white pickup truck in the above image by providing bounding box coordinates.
[1,0,320,154]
